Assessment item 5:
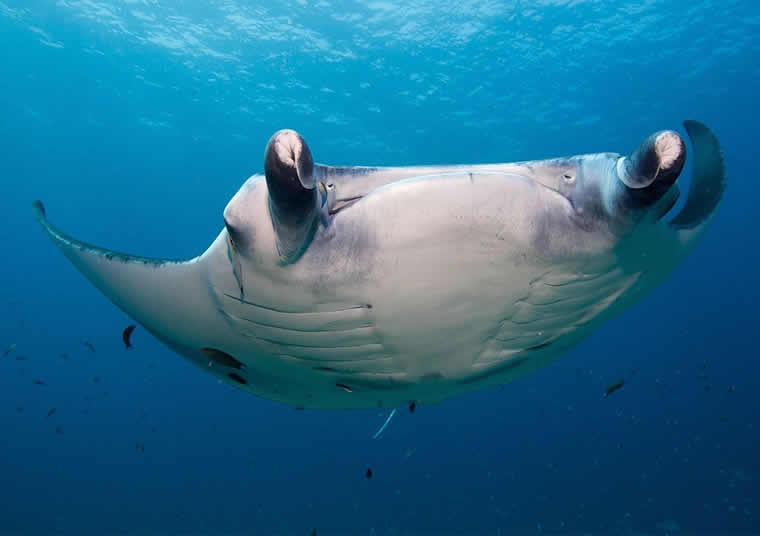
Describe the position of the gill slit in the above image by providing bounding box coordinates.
[227,233,245,300]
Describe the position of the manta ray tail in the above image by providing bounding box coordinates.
[372,408,397,439]
[32,201,218,355]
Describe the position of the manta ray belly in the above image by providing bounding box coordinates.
[205,171,631,408]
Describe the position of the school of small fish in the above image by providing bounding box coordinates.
[0,319,739,499]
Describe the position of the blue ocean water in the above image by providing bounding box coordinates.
[1,0,758,534]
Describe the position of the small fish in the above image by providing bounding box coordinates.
[365,467,373,480]
[33,379,46,386]
[60,353,69,360]
[16,407,23,413]
[311,529,317,536]
[47,408,56,418]
[122,325,136,349]
[82,340,96,352]
[92,377,100,383]
[2,343,16,358]
[55,426,63,434]
[15,355,27,361]
[604,379,624,397]
[408,401,416,413]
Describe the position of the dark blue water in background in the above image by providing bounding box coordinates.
[1,1,757,534]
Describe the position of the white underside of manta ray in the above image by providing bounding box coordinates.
[33,120,725,410]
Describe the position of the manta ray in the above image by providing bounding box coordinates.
[33,120,725,410]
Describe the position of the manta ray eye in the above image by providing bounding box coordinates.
[563,173,575,183]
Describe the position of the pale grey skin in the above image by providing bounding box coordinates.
[33,120,725,409]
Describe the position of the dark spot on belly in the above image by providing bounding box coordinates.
[228,372,247,385]
[201,348,245,370]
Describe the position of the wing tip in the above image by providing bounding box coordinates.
[682,119,703,130]
[32,200,46,220]
[669,120,726,229]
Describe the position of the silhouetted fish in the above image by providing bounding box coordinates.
[604,379,624,397]
[2,343,16,358]
[122,325,136,349]
[55,427,63,434]
[47,408,56,418]
[365,467,373,479]
[409,401,416,413]
[33,379,46,386]
[82,340,96,352]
